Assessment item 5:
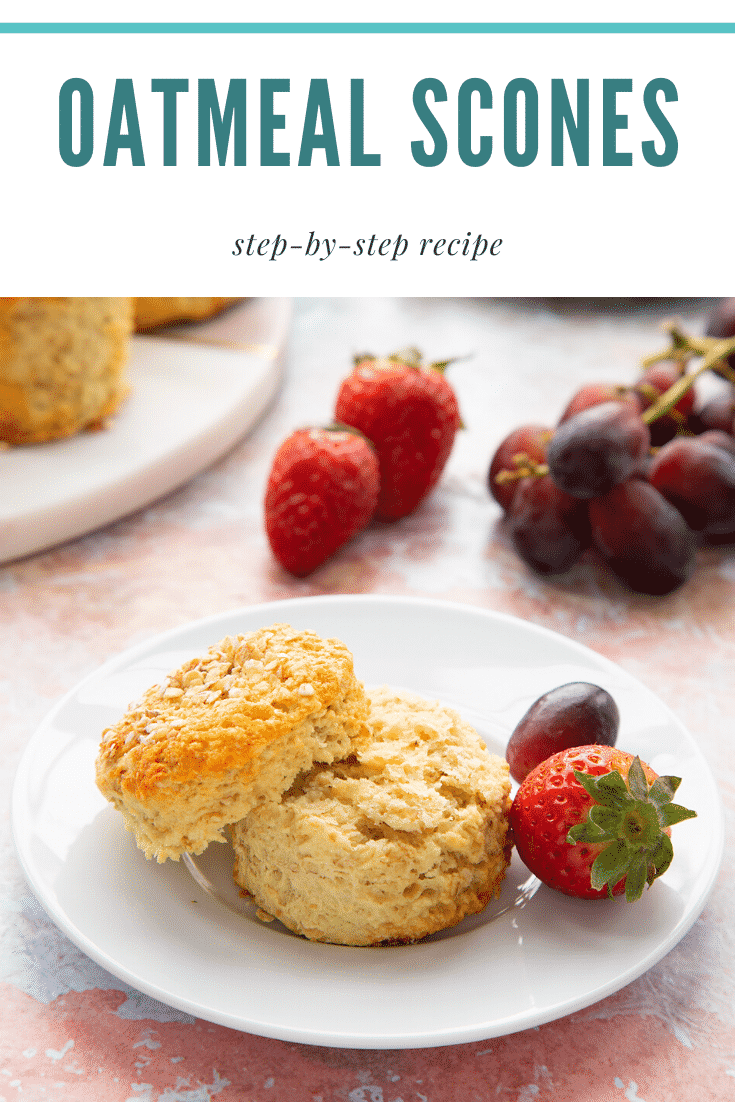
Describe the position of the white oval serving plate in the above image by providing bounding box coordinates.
[11,595,723,1048]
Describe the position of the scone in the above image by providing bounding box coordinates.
[133,298,239,330]
[0,297,133,444]
[95,624,369,862]
[231,687,512,945]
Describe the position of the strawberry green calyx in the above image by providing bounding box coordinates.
[352,349,421,369]
[353,348,461,375]
[567,757,697,902]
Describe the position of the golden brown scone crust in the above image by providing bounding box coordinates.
[0,297,133,444]
[133,298,240,331]
[232,687,513,945]
[95,624,369,862]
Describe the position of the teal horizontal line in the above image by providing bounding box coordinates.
[0,22,734,33]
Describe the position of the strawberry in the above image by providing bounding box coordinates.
[264,426,379,576]
[509,745,696,901]
[334,348,461,520]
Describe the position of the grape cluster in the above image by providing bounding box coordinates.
[489,301,735,595]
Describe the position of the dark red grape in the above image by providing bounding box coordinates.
[634,362,695,446]
[589,478,696,595]
[507,474,590,575]
[691,391,735,436]
[648,437,735,537]
[698,429,735,457]
[506,682,620,784]
[559,382,640,424]
[706,299,735,338]
[547,401,650,499]
[488,424,549,512]
[705,298,735,370]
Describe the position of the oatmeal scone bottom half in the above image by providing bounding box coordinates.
[95,624,370,862]
[232,687,513,945]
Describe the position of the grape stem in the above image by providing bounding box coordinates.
[494,454,549,484]
[639,325,735,426]
[642,324,735,384]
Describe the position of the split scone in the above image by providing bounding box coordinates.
[95,624,370,862]
[232,687,512,945]
[0,297,133,444]
[133,297,240,331]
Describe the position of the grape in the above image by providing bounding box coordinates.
[705,529,735,547]
[589,478,696,595]
[698,429,735,457]
[707,298,735,338]
[691,390,735,436]
[633,362,696,446]
[558,382,640,424]
[507,474,590,575]
[546,401,650,499]
[488,424,549,512]
[705,298,735,370]
[648,437,735,537]
[506,682,620,784]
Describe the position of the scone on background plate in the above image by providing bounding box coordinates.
[133,297,240,331]
[0,297,133,444]
[95,624,370,862]
[231,687,512,946]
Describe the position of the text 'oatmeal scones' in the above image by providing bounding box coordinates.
[95,624,369,862]
[231,686,512,945]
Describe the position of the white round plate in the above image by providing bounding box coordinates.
[0,297,291,564]
[12,596,723,1049]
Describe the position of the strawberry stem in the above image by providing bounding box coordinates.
[390,347,423,367]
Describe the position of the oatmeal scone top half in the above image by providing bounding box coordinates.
[95,623,369,862]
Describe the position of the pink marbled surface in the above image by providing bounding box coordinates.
[2,298,734,1100]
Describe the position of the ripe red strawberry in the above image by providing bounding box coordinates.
[509,745,696,901]
[334,349,461,520]
[264,426,379,576]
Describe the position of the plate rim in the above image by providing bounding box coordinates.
[11,594,725,1048]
